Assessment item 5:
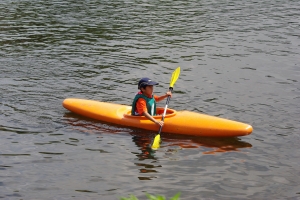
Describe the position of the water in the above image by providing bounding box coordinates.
[1,0,299,199]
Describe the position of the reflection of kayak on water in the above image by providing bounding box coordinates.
[131,132,252,155]
[63,98,253,137]
[158,135,252,154]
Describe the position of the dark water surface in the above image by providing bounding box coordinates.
[1,0,299,199]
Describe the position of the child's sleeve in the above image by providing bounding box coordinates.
[136,98,148,115]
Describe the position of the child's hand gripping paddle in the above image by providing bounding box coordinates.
[151,67,180,149]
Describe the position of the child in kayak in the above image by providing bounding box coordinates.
[131,77,172,127]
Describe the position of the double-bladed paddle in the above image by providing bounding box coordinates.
[151,67,180,149]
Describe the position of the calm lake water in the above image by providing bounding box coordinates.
[1,0,299,199]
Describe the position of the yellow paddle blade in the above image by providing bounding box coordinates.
[151,134,161,149]
[169,67,180,88]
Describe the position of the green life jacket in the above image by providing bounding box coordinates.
[131,94,157,116]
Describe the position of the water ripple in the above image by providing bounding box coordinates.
[1,0,300,199]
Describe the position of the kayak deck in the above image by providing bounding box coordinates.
[63,98,253,137]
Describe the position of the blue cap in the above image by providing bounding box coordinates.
[138,77,159,89]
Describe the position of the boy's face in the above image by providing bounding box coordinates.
[141,85,154,96]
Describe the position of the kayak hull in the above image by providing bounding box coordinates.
[62,98,253,137]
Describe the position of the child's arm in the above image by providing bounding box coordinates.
[143,111,164,127]
[155,91,172,102]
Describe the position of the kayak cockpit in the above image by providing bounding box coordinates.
[123,107,177,119]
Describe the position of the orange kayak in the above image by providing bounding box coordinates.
[62,98,253,137]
